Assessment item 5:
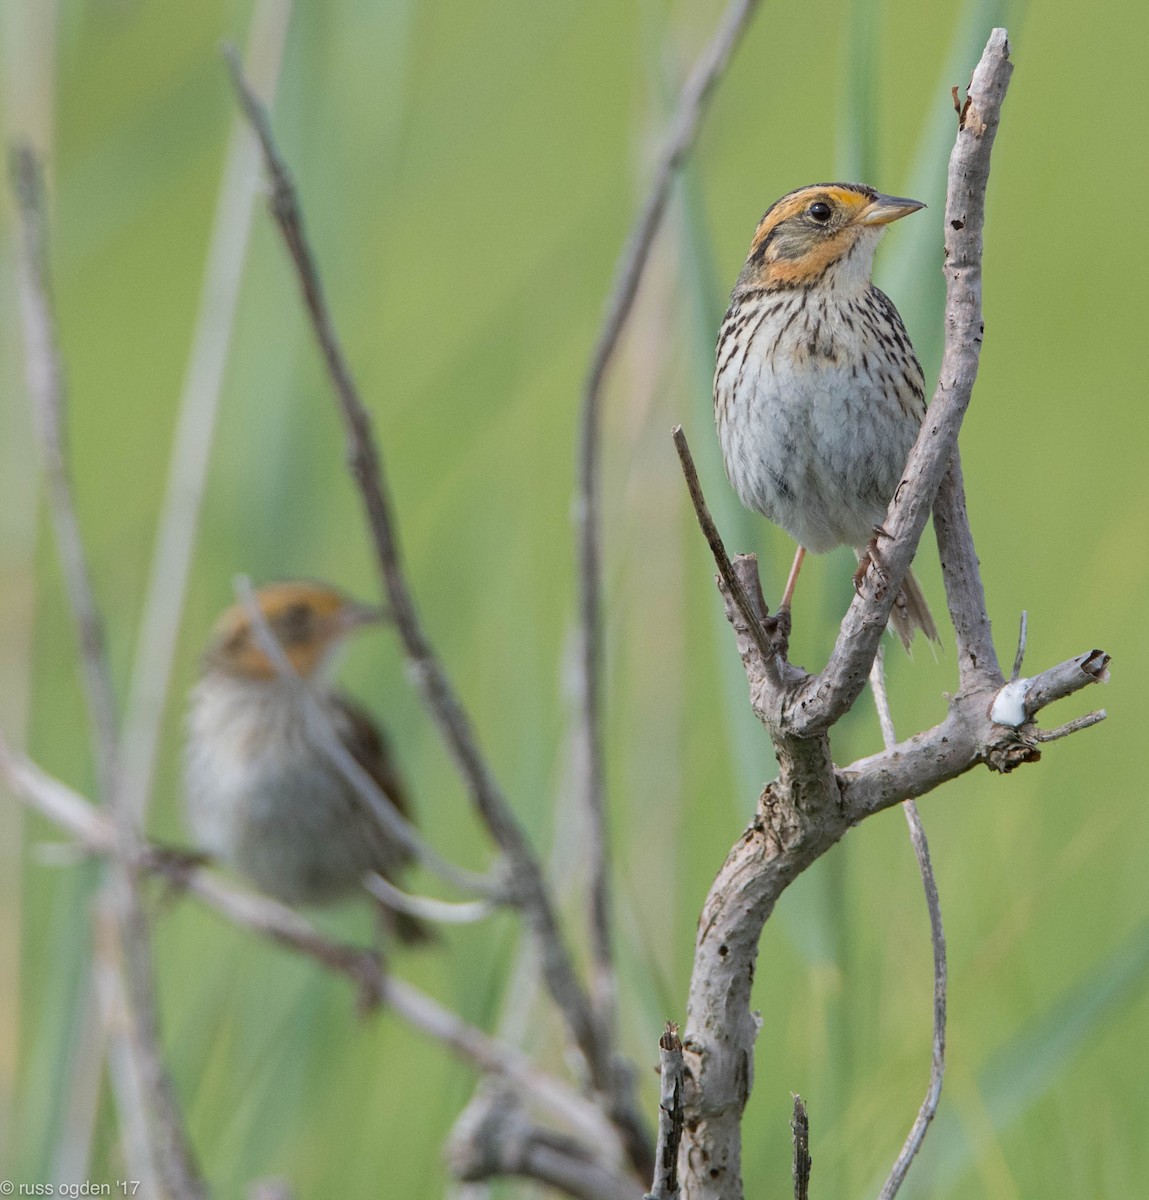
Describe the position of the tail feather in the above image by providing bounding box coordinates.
[889,566,940,651]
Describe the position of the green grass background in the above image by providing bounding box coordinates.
[2,0,1147,1196]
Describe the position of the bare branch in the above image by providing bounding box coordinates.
[881,799,947,1200]
[449,1082,635,1200]
[0,738,624,1159]
[1011,610,1029,681]
[91,900,159,1197]
[841,647,1108,821]
[675,598,1094,1198]
[222,56,652,1175]
[1032,710,1106,743]
[933,450,1002,691]
[0,735,113,852]
[364,872,495,926]
[673,428,779,669]
[646,1023,685,1200]
[1021,648,1111,714]
[11,144,119,802]
[11,145,206,1200]
[790,1095,810,1200]
[574,0,764,1058]
[870,653,947,1200]
[788,29,1015,735]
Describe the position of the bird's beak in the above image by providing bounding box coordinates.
[339,600,389,632]
[860,193,926,226]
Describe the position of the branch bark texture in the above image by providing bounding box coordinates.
[647,1024,686,1200]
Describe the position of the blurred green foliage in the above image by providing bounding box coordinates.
[2,0,1147,1196]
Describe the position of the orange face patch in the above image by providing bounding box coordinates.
[208,581,354,680]
[748,185,876,259]
[759,233,856,287]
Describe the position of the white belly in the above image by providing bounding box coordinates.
[714,288,922,554]
[184,675,396,905]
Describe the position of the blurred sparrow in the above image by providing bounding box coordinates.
[185,580,429,944]
[714,182,940,648]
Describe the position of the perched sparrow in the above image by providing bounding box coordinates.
[714,182,939,648]
[185,580,429,943]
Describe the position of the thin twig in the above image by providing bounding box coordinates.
[1032,711,1106,743]
[0,736,625,1161]
[869,648,898,750]
[791,1095,811,1200]
[364,872,494,926]
[66,18,292,1185]
[645,1023,685,1200]
[233,576,499,900]
[870,650,947,1200]
[448,718,603,1200]
[933,448,1002,690]
[449,1081,634,1200]
[11,145,119,803]
[11,146,206,1200]
[791,29,1015,734]
[91,898,159,1198]
[672,427,776,665]
[575,0,763,1047]
[118,0,293,824]
[222,59,652,1175]
[839,646,1110,820]
[1011,610,1029,681]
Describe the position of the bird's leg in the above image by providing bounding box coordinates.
[779,545,806,613]
[770,545,804,651]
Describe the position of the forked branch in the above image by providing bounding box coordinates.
[673,29,1108,1200]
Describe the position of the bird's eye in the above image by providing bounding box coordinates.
[808,202,832,222]
[275,603,314,643]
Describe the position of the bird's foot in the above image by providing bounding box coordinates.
[769,606,792,659]
[854,534,890,595]
[351,948,387,1017]
[146,844,211,902]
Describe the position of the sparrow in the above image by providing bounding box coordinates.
[714,182,939,648]
[184,580,429,943]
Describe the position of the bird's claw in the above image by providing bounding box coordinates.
[769,607,791,659]
[854,535,889,595]
[352,949,387,1016]
[146,844,211,902]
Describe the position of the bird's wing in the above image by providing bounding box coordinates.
[330,693,416,860]
[869,285,927,421]
[331,693,438,945]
